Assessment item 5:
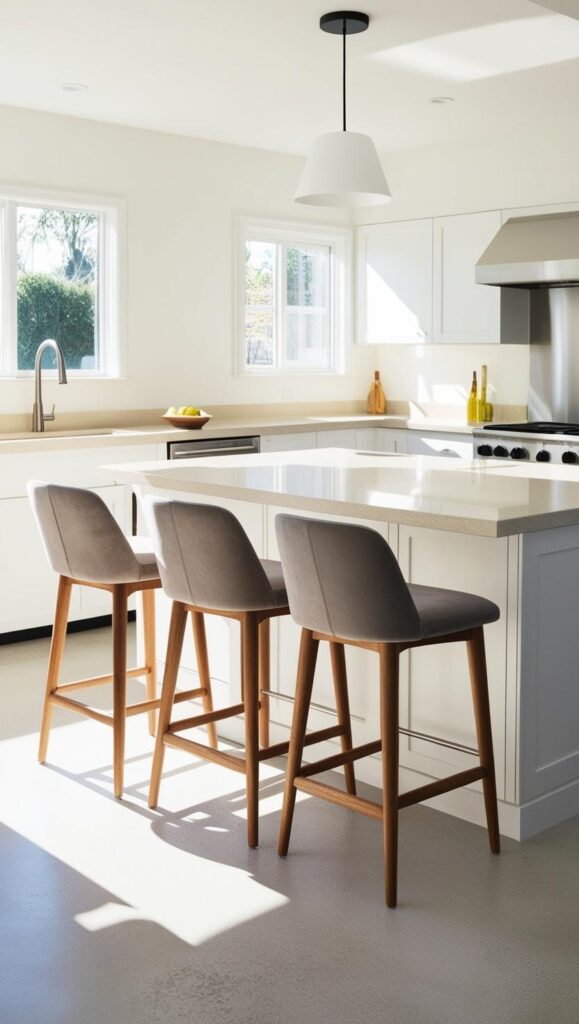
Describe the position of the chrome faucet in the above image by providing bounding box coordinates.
[32,339,68,432]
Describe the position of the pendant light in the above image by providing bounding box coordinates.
[295,11,390,208]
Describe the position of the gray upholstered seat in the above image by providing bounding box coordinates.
[275,514,499,643]
[28,480,159,584]
[408,583,498,639]
[145,498,287,612]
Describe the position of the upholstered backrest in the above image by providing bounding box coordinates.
[275,514,421,643]
[27,480,140,584]
[145,498,278,611]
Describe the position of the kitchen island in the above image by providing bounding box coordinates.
[106,448,579,840]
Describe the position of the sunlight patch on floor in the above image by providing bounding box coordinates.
[0,717,289,946]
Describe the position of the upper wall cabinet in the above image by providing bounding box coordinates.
[432,210,502,344]
[357,219,433,344]
[356,209,511,345]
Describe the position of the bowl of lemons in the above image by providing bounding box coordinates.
[162,406,212,429]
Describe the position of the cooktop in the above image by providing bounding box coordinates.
[482,422,579,435]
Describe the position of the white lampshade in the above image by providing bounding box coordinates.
[295,131,391,208]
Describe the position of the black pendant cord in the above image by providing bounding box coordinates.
[342,18,347,131]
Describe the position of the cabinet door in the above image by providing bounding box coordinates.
[0,496,81,633]
[377,429,408,454]
[357,220,433,344]
[406,432,472,459]
[397,525,510,800]
[433,211,502,343]
[355,428,381,451]
[260,432,317,452]
[317,429,357,449]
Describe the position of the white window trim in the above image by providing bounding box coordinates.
[0,183,126,380]
[235,216,352,377]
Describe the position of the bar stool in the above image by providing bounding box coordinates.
[275,513,501,907]
[27,481,206,798]
[146,498,352,848]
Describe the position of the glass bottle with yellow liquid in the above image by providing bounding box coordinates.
[467,371,478,424]
[477,365,494,423]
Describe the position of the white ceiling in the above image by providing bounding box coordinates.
[1,0,578,155]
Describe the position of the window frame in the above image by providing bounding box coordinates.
[235,217,351,376]
[0,184,126,380]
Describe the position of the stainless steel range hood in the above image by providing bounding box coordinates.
[476,211,579,287]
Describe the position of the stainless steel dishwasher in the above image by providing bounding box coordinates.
[167,435,260,460]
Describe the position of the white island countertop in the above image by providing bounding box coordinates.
[104,447,579,538]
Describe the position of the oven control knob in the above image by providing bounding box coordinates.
[493,445,508,457]
[536,450,550,462]
[562,450,578,464]
[511,447,527,460]
[477,444,493,457]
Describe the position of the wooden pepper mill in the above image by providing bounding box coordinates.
[367,370,386,415]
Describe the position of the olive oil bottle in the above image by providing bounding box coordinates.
[467,371,478,424]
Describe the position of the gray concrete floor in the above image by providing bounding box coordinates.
[1,625,579,1024]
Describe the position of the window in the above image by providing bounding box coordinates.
[0,187,124,377]
[237,219,350,374]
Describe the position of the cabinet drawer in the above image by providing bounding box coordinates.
[260,432,317,452]
[406,432,472,458]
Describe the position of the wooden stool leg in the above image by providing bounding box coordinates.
[278,629,319,857]
[258,618,270,749]
[149,601,188,808]
[467,626,501,854]
[191,611,218,750]
[112,585,129,799]
[329,641,356,795]
[142,588,157,737]
[242,613,260,848]
[38,576,72,763]
[380,643,399,908]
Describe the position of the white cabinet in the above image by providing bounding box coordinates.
[406,431,472,459]
[316,429,357,449]
[0,496,81,633]
[432,211,502,344]
[260,432,317,452]
[396,524,511,801]
[0,442,157,633]
[357,219,433,344]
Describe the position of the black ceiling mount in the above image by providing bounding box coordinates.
[319,11,369,132]
[320,11,369,35]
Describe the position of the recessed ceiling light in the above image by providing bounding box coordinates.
[61,82,88,92]
[430,96,454,104]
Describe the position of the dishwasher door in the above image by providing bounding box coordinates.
[167,435,260,460]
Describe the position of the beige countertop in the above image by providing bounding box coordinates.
[0,412,479,455]
[104,447,579,538]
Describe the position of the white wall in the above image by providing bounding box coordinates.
[0,104,374,416]
[356,123,579,409]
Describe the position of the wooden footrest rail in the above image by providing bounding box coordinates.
[168,702,245,734]
[49,685,206,725]
[164,733,247,773]
[54,665,151,693]
[258,723,345,761]
[294,764,488,819]
[163,720,347,773]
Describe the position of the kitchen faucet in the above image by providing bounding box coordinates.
[32,339,68,432]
